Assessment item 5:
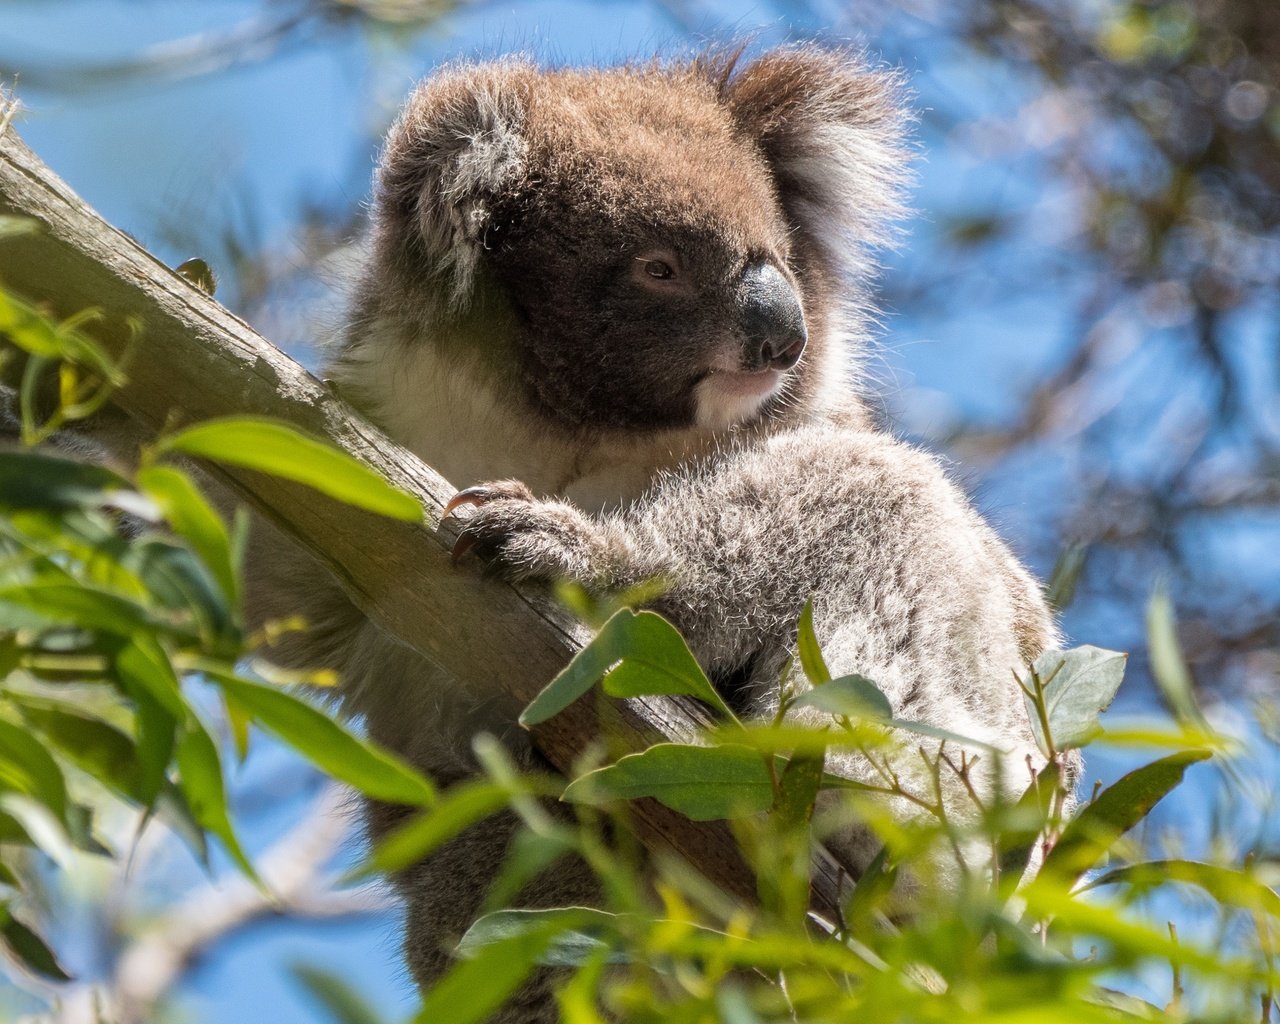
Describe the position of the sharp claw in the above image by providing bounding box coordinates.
[451,532,478,566]
[442,487,491,521]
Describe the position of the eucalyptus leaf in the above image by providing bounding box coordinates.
[792,674,891,721]
[563,743,773,821]
[456,908,625,967]
[354,780,509,879]
[0,451,130,512]
[138,465,238,607]
[1043,749,1211,883]
[207,671,436,807]
[413,918,564,1024]
[174,718,258,882]
[1024,646,1127,754]
[290,964,385,1024]
[157,417,422,522]
[18,702,143,801]
[521,609,729,725]
[1145,591,1205,728]
[0,718,69,824]
[0,907,72,982]
[1084,858,1280,919]
[795,600,831,685]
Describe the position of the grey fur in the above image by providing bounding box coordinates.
[245,47,1068,1022]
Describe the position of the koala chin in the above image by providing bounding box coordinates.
[249,46,1071,1018]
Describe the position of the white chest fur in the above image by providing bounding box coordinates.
[336,324,724,513]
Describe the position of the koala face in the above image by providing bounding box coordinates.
[358,49,909,439]
[482,76,811,432]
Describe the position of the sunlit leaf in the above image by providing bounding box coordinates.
[174,718,257,882]
[1043,750,1211,883]
[156,417,422,522]
[795,600,831,685]
[792,674,891,721]
[563,743,773,821]
[138,465,238,607]
[206,670,435,807]
[1024,646,1127,754]
[456,908,625,967]
[521,609,730,725]
[353,780,509,879]
[413,918,564,1024]
[0,718,69,824]
[1084,859,1280,919]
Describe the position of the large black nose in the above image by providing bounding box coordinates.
[738,262,807,372]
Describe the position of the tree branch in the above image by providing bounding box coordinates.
[0,116,849,921]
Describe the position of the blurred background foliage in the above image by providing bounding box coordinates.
[0,0,1277,1020]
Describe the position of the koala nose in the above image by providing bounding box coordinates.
[738,262,807,372]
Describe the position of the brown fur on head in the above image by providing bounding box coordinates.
[343,47,910,440]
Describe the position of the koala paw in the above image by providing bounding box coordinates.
[441,480,605,585]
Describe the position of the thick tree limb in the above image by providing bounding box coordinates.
[0,117,849,919]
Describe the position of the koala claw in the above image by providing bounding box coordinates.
[450,531,479,565]
[442,480,604,585]
[441,481,535,520]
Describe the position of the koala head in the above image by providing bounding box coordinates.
[349,47,909,437]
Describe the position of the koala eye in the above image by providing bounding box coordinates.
[643,259,674,280]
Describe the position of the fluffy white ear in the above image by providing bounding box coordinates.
[376,59,532,307]
[720,46,912,280]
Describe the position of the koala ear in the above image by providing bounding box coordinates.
[376,60,531,308]
[721,46,911,277]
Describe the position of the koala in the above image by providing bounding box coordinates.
[246,46,1066,1021]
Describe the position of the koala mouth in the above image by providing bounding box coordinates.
[692,367,786,430]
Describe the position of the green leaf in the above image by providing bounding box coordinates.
[18,701,143,801]
[1024,646,1127,754]
[843,846,896,929]
[353,781,510,879]
[995,763,1061,885]
[156,417,422,522]
[772,751,824,827]
[0,582,169,638]
[152,781,209,866]
[0,451,132,512]
[290,964,385,1024]
[521,609,730,726]
[791,674,891,721]
[455,908,624,968]
[114,634,188,720]
[206,671,435,807]
[1045,543,1087,612]
[174,718,257,882]
[413,918,564,1024]
[0,717,69,823]
[1145,591,1206,728]
[1043,749,1211,883]
[1083,859,1280,919]
[886,718,999,753]
[0,907,72,982]
[563,743,773,821]
[795,600,831,685]
[138,465,238,607]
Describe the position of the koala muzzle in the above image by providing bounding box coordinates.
[738,262,807,372]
